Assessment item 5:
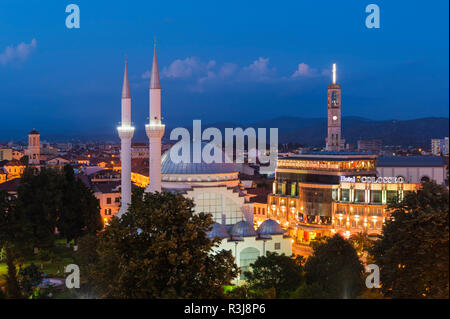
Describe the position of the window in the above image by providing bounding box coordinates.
[341,189,350,202]
[354,190,365,203]
[387,190,398,203]
[106,197,112,204]
[105,209,112,216]
[240,247,260,279]
[371,190,382,204]
[274,243,281,250]
[115,197,120,203]
[331,91,338,106]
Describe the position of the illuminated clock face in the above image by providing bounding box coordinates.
[333,116,338,121]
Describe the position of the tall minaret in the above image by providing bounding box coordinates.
[117,59,135,217]
[325,63,345,151]
[145,43,165,193]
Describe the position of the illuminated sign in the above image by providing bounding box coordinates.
[340,176,405,184]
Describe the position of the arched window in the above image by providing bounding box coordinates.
[240,247,260,279]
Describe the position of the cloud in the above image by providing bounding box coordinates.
[0,38,37,66]
[240,57,276,81]
[292,63,315,77]
[219,63,238,78]
[291,62,331,79]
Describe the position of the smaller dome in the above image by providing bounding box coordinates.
[29,129,39,135]
[230,221,257,237]
[257,219,285,235]
[207,223,230,240]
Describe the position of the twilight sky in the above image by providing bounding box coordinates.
[0,0,448,140]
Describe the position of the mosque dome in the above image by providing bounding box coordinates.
[207,223,230,240]
[257,219,285,236]
[230,221,257,237]
[161,141,239,175]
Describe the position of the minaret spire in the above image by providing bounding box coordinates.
[150,42,161,89]
[122,58,130,98]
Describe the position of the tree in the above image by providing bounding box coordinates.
[16,167,63,249]
[18,263,42,296]
[303,234,365,298]
[0,191,22,298]
[370,181,449,298]
[58,165,102,244]
[243,252,304,298]
[350,232,373,257]
[87,189,239,298]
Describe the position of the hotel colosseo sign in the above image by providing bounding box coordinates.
[340,176,405,184]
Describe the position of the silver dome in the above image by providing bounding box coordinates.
[230,221,257,237]
[207,223,230,240]
[161,141,239,175]
[257,219,285,235]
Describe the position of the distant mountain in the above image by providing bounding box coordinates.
[166,116,449,148]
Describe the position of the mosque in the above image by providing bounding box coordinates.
[117,44,292,279]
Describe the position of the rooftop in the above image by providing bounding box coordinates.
[377,156,446,167]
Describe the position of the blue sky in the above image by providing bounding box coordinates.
[0,0,448,140]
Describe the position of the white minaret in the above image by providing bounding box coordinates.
[145,44,165,193]
[117,59,135,217]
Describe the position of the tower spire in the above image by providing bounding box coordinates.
[150,42,161,89]
[122,58,130,98]
[332,63,337,84]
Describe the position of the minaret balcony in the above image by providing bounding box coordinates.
[145,123,165,139]
[117,125,135,140]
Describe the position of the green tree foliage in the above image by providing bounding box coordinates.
[18,263,42,296]
[4,245,21,298]
[370,182,449,298]
[243,252,304,298]
[0,191,22,298]
[58,165,102,244]
[16,167,64,248]
[13,166,101,249]
[87,189,239,298]
[350,232,373,256]
[224,284,276,299]
[302,234,365,298]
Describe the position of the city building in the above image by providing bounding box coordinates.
[2,159,26,180]
[331,180,421,239]
[208,219,292,282]
[431,137,449,156]
[357,139,382,153]
[0,148,13,161]
[267,153,378,241]
[376,156,446,184]
[131,142,149,159]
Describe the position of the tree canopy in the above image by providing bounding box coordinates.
[85,189,238,298]
[302,234,365,298]
[243,252,304,298]
[370,181,449,298]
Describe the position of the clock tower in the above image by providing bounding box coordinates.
[325,63,345,151]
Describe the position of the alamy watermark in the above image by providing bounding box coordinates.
[65,4,80,29]
[365,264,381,288]
[169,120,278,171]
[365,4,380,29]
